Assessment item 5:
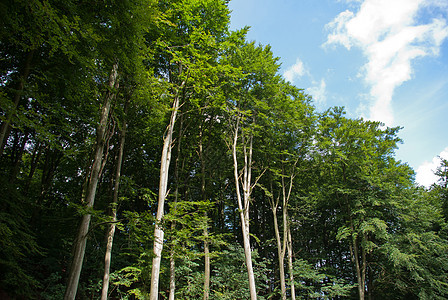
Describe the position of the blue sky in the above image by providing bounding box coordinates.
[228,0,448,187]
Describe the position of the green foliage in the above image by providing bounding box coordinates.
[293,259,355,299]
[0,177,42,297]
[210,244,270,300]
[109,210,154,298]
[111,267,147,299]
[375,185,448,299]
[1,0,448,299]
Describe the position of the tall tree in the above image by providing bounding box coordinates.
[101,99,128,300]
[315,108,410,300]
[223,40,287,299]
[148,1,230,298]
[63,0,155,297]
[65,61,120,300]
[149,68,183,300]
[258,80,314,300]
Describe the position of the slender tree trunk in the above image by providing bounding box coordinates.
[25,140,42,193]
[350,218,365,300]
[150,77,184,300]
[202,185,211,299]
[101,101,128,300]
[169,111,185,300]
[282,174,292,300]
[361,234,367,299]
[353,239,365,300]
[367,258,373,300]
[270,162,297,300]
[10,130,29,181]
[272,202,286,300]
[64,62,119,300]
[198,123,211,300]
[287,226,296,300]
[203,226,210,300]
[168,249,176,300]
[0,50,34,156]
[232,118,257,300]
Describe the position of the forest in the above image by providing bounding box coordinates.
[1,0,448,299]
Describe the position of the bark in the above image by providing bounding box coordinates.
[169,250,176,300]
[287,227,296,300]
[353,239,365,300]
[232,117,257,300]
[24,140,42,193]
[272,201,286,300]
[343,164,366,300]
[350,217,366,300]
[367,259,373,300]
[203,227,211,300]
[270,161,297,300]
[64,62,119,300]
[200,125,211,300]
[282,171,296,300]
[169,111,184,300]
[10,130,29,181]
[0,50,34,156]
[361,234,367,299]
[101,101,128,300]
[149,75,184,300]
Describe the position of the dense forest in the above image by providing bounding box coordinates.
[1,0,448,299]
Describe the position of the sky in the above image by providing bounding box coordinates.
[228,0,448,187]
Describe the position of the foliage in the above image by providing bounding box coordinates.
[0,0,447,299]
[293,259,355,299]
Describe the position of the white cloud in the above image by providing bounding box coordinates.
[415,147,448,187]
[283,58,306,83]
[325,0,448,126]
[307,79,327,109]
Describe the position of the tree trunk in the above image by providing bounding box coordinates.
[282,171,295,300]
[199,123,211,300]
[203,227,211,300]
[350,218,365,300]
[272,202,286,300]
[270,162,296,300]
[287,226,296,300]
[64,62,119,300]
[353,239,365,300]
[25,140,42,193]
[361,234,367,300]
[101,101,128,300]
[168,249,176,300]
[168,111,185,300]
[367,259,373,300]
[0,50,34,156]
[10,130,29,181]
[149,78,183,300]
[232,118,257,300]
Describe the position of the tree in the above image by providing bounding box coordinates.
[223,40,287,300]
[148,1,230,298]
[258,81,314,300]
[63,0,155,297]
[65,60,120,300]
[101,99,128,300]
[314,107,412,300]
